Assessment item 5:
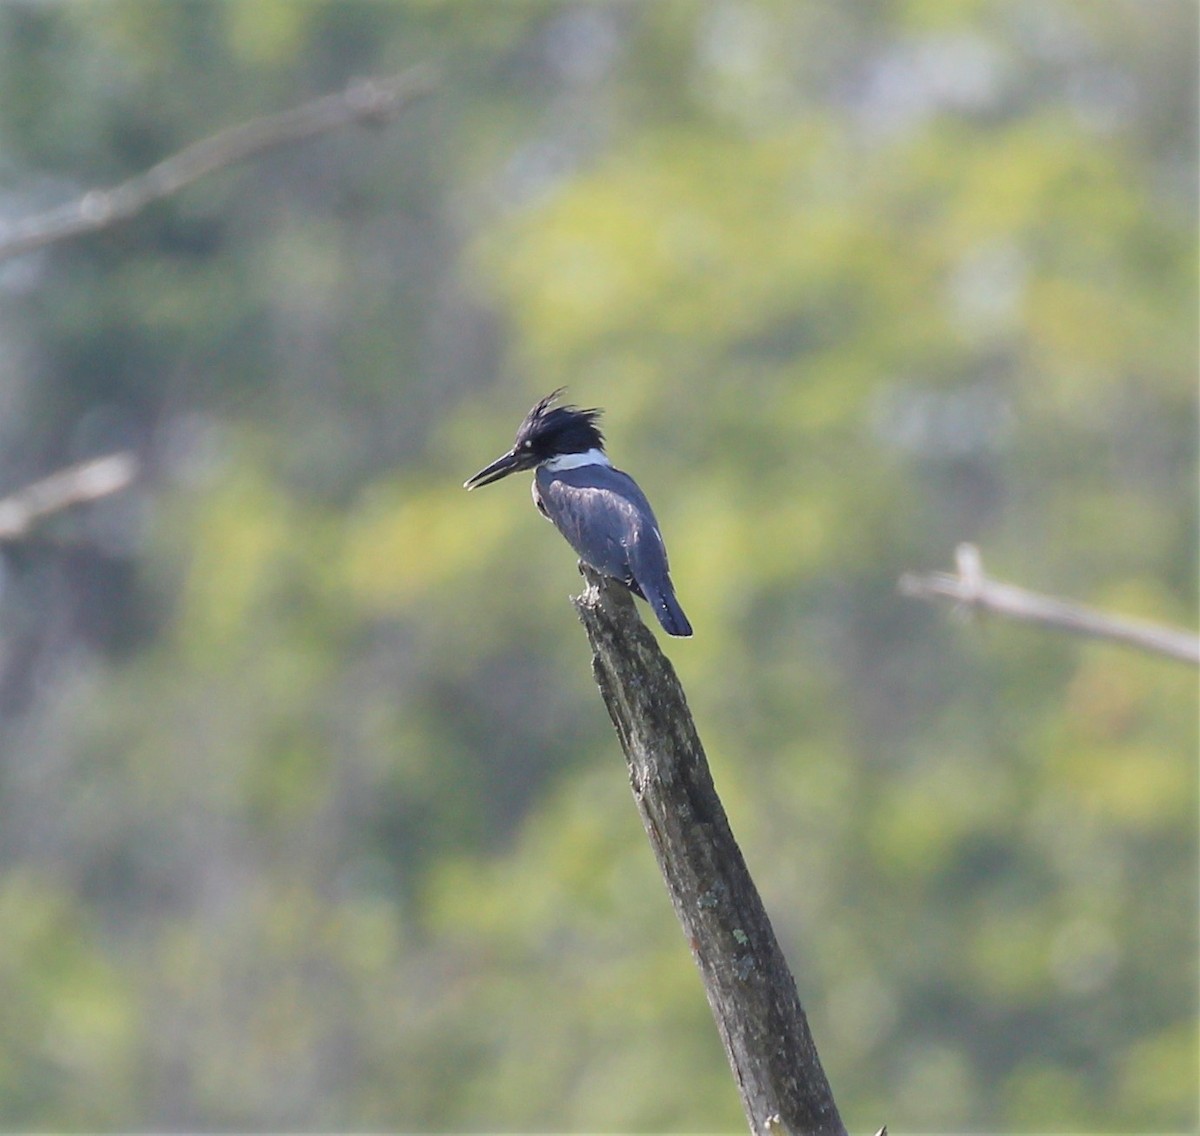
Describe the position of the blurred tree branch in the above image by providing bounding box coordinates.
[0,452,138,541]
[573,566,850,1136]
[0,66,436,264]
[901,543,1200,667]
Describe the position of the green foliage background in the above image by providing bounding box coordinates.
[0,1,1195,1130]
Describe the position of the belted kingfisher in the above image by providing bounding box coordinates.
[464,389,693,637]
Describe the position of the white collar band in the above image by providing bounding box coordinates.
[542,448,612,471]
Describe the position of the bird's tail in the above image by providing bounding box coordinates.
[645,581,693,638]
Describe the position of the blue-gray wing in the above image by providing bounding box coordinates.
[535,465,669,588]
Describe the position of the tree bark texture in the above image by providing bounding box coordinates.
[573,566,847,1136]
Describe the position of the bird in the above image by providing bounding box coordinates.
[464,389,693,637]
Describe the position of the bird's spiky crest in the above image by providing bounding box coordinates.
[514,388,605,454]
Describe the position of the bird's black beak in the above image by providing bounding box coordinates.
[463,448,531,490]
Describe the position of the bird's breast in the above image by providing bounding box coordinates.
[531,477,550,519]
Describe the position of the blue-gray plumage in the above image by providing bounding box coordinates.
[464,389,692,637]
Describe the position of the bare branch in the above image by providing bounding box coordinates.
[573,566,849,1136]
[0,452,138,541]
[900,543,1199,667]
[0,67,436,264]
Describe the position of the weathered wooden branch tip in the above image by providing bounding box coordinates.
[572,560,638,624]
[572,564,846,1136]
